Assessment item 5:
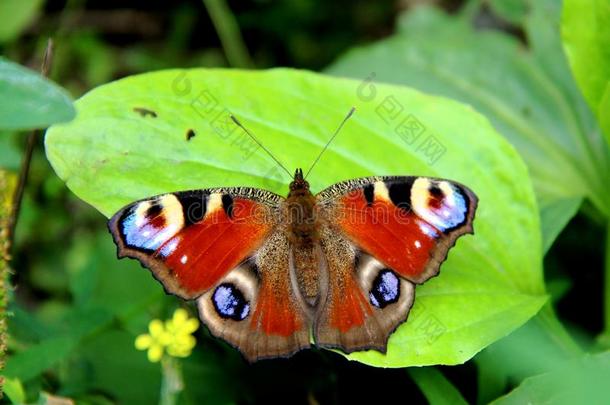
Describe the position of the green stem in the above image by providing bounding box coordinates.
[159,357,184,405]
[408,367,468,405]
[535,303,582,357]
[202,0,253,68]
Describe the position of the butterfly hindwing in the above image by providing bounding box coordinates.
[314,227,416,352]
[197,230,311,361]
[108,187,281,299]
[314,176,477,351]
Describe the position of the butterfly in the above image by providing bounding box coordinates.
[108,167,478,361]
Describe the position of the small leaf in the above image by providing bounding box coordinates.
[3,308,113,381]
[0,57,75,130]
[1,377,26,404]
[46,68,546,367]
[3,336,76,381]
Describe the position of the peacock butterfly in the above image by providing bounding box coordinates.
[108,110,478,361]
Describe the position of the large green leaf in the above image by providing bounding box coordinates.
[0,57,75,130]
[561,0,610,134]
[45,68,546,367]
[327,4,610,248]
[602,84,610,142]
[491,351,610,405]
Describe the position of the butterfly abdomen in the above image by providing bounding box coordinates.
[284,170,325,308]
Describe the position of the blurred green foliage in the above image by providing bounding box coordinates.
[1,0,610,404]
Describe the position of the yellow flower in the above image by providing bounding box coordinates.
[165,308,199,358]
[135,309,199,362]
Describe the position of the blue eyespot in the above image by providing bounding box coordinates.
[212,283,250,321]
[427,184,468,232]
[370,269,400,308]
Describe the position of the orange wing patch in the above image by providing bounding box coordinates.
[109,190,277,299]
[328,275,372,332]
[158,198,272,296]
[337,188,440,281]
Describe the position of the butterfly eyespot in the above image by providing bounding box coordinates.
[427,184,445,209]
[411,178,468,232]
[212,283,250,321]
[145,202,163,219]
[369,269,400,308]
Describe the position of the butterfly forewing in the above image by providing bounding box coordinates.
[313,176,477,352]
[108,187,282,299]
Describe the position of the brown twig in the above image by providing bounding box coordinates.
[6,39,55,250]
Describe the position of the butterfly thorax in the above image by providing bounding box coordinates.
[285,168,319,247]
[285,168,323,307]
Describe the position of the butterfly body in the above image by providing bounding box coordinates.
[109,169,478,361]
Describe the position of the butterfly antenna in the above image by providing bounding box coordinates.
[304,107,355,180]
[230,115,293,179]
